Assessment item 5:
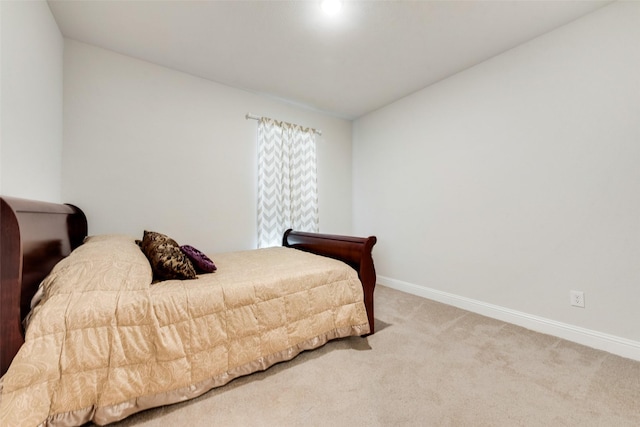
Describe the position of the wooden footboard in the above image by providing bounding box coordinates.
[283,229,377,334]
[0,196,87,376]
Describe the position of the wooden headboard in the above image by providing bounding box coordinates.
[0,196,87,376]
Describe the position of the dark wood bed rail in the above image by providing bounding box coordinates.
[283,229,377,335]
[0,196,87,376]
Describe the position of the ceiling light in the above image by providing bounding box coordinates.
[320,0,342,16]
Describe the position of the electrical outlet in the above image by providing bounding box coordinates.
[570,290,585,308]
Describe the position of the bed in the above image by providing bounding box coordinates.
[0,196,377,426]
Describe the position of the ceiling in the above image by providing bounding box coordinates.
[48,0,612,119]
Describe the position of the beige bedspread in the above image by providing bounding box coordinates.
[0,235,369,426]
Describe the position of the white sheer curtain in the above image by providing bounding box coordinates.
[257,118,319,248]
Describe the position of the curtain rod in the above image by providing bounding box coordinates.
[245,113,322,136]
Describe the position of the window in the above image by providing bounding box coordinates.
[257,118,319,248]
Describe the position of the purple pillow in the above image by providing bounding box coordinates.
[180,245,217,273]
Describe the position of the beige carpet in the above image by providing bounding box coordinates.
[106,285,640,426]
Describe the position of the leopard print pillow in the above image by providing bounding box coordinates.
[140,230,197,281]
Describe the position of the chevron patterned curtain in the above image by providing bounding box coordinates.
[257,118,319,248]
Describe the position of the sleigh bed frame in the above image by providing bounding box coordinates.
[0,196,377,377]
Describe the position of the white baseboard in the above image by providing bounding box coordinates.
[378,275,640,362]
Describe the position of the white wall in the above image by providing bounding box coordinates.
[63,40,353,253]
[0,0,63,201]
[353,1,640,350]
